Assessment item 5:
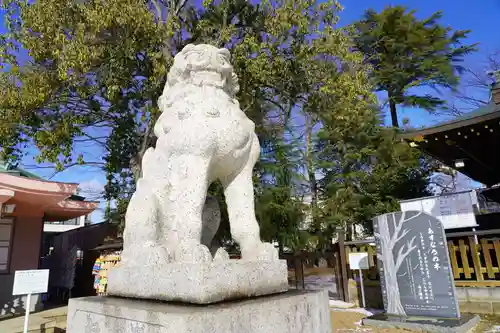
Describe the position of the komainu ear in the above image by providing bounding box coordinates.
[217,48,231,59]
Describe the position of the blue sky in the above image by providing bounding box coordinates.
[2,0,500,222]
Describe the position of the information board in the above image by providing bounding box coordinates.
[13,269,50,296]
[349,252,370,270]
[400,191,478,229]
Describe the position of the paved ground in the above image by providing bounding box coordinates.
[290,268,341,299]
[0,306,67,333]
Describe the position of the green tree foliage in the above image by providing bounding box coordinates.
[255,137,308,253]
[0,0,438,249]
[316,117,435,242]
[352,6,477,127]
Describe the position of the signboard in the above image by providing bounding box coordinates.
[373,211,460,318]
[349,252,369,270]
[400,191,478,229]
[13,269,49,296]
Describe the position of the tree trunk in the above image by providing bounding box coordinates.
[346,224,353,242]
[131,115,156,182]
[305,113,318,228]
[388,97,399,128]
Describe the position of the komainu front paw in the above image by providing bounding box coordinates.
[213,247,230,261]
[241,242,279,261]
[174,243,212,263]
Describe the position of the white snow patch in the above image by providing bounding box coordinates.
[329,300,355,308]
[334,308,373,317]
[330,307,384,317]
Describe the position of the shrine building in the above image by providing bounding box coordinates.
[400,75,500,208]
[0,161,97,315]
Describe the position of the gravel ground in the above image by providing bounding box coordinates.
[470,314,500,332]
[298,267,500,333]
[331,311,413,332]
[331,310,500,333]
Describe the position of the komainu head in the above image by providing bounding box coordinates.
[155,44,240,135]
[163,44,239,96]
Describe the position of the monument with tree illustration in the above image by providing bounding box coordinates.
[373,210,460,318]
[365,210,480,332]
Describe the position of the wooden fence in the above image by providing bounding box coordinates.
[345,232,500,288]
[447,238,500,287]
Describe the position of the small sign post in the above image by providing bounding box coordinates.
[12,269,50,333]
[349,252,370,308]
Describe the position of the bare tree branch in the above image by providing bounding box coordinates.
[174,0,188,15]
[47,162,105,179]
[151,0,163,21]
[73,134,107,147]
[131,117,154,180]
[447,50,500,113]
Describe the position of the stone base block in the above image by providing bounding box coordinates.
[107,260,288,304]
[362,313,480,333]
[66,290,331,333]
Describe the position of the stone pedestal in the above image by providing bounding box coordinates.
[66,290,330,333]
[107,260,289,304]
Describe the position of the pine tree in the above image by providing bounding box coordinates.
[352,6,477,127]
[255,135,308,253]
[316,109,435,241]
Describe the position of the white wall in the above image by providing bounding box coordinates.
[43,215,86,233]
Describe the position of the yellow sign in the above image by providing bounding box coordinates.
[413,135,425,142]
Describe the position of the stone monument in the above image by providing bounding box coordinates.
[66,44,330,333]
[363,211,479,333]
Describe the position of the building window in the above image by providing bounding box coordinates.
[0,218,14,272]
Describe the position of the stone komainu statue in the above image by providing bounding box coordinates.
[119,44,278,267]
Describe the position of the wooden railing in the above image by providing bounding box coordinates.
[447,238,500,287]
[344,230,500,288]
